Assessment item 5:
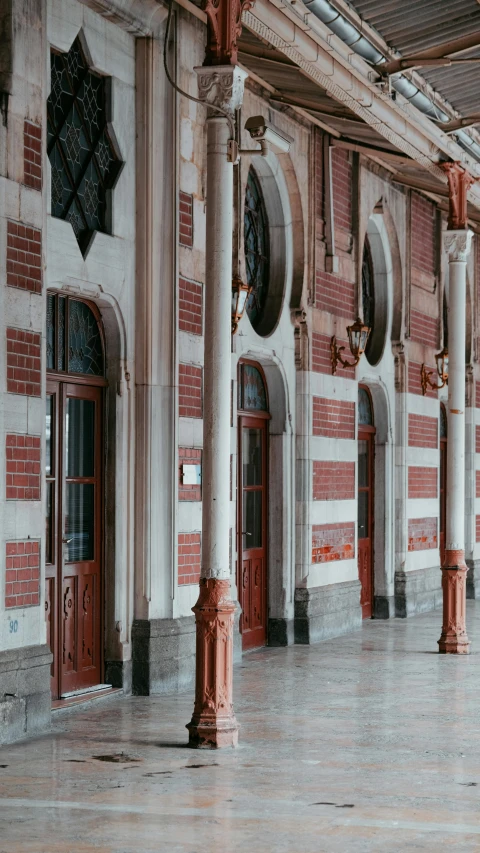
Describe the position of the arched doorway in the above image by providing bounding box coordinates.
[358,386,376,618]
[45,293,107,699]
[439,403,447,566]
[237,360,270,650]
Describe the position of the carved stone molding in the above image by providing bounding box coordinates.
[195,65,248,114]
[186,578,239,747]
[392,342,406,393]
[443,229,473,263]
[202,0,255,67]
[440,162,475,230]
[438,550,470,654]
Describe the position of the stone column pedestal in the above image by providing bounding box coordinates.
[438,552,470,654]
[187,579,238,748]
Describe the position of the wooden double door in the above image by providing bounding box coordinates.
[357,425,375,619]
[46,378,104,699]
[238,415,268,650]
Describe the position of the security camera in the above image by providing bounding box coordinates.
[244,115,293,155]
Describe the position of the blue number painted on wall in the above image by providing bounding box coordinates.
[9,619,18,634]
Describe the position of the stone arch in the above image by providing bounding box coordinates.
[357,375,395,618]
[236,350,294,645]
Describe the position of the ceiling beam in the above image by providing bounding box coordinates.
[377,31,480,76]
[440,114,480,134]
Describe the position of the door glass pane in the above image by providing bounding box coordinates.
[358,491,369,539]
[66,483,94,561]
[242,428,262,486]
[66,398,95,477]
[358,440,369,487]
[46,395,53,476]
[46,481,53,564]
[243,490,262,549]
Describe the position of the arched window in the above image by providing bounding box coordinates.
[358,386,374,427]
[244,168,270,329]
[362,237,375,334]
[47,34,123,255]
[47,293,104,376]
[238,361,268,412]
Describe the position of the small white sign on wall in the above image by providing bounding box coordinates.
[182,464,202,485]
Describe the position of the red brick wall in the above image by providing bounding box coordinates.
[331,148,352,232]
[312,522,355,563]
[408,414,438,448]
[5,540,40,608]
[179,278,203,335]
[408,361,437,398]
[313,397,355,439]
[313,461,355,500]
[476,425,480,453]
[6,434,41,500]
[6,221,42,293]
[477,515,480,543]
[476,382,480,408]
[408,517,437,552]
[179,364,202,418]
[311,332,355,378]
[179,191,193,247]
[411,193,435,276]
[315,271,355,317]
[410,310,439,349]
[178,447,202,501]
[23,121,42,191]
[6,328,41,396]
[178,532,201,585]
[476,470,480,499]
[408,466,437,499]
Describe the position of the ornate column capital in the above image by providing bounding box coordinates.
[202,0,255,67]
[440,161,475,230]
[443,229,473,262]
[194,65,248,115]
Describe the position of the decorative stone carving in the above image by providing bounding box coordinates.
[443,229,473,263]
[438,550,470,654]
[440,162,475,230]
[195,65,248,115]
[187,578,239,747]
[202,0,255,67]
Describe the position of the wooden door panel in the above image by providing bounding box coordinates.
[358,429,374,619]
[80,574,96,670]
[45,576,55,682]
[62,577,77,674]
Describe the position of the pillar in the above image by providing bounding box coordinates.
[186,66,247,747]
[438,163,474,653]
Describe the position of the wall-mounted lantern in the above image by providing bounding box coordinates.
[330,317,371,375]
[231,275,252,334]
[421,347,449,395]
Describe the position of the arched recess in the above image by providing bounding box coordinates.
[357,377,395,618]
[236,351,294,646]
[241,150,296,337]
[45,283,131,689]
[361,212,394,366]
[360,201,402,350]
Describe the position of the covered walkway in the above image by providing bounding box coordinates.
[2,605,480,851]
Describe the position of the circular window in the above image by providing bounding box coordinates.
[244,168,270,329]
[362,223,389,366]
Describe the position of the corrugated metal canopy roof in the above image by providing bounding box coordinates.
[346,0,480,115]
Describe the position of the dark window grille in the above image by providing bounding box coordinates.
[440,403,447,439]
[244,169,270,328]
[238,363,268,412]
[47,293,104,377]
[47,35,123,256]
[362,238,375,331]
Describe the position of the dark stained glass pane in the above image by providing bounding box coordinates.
[46,481,53,565]
[358,388,373,426]
[440,404,447,439]
[47,37,123,256]
[46,295,55,370]
[46,395,54,476]
[66,398,95,477]
[243,490,262,549]
[362,239,375,331]
[57,296,66,371]
[241,364,267,412]
[66,483,94,562]
[242,428,262,486]
[68,300,104,376]
[244,169,269,328]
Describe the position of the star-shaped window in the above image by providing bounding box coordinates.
[47,33,123,256]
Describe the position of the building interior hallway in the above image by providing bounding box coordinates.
[2,606,480,852]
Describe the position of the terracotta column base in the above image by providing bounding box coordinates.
[438,550,470,654]
[186,578,239,748]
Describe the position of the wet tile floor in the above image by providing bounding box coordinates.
[2,604,480,852]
